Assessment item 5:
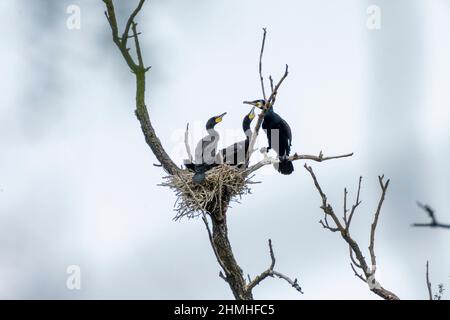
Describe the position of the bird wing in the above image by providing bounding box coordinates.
[280,118,292,145]
[195,134,218,164]
[203,134,218,164]
[221,140,247,165]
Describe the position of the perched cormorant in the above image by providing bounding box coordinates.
[192,112,226,184]
[243,99,294,175]
[217,107,255,167]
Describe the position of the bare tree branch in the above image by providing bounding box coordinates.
[350,263,366,283]
[184,123,193,163]
[268,75,276,105]
[412,202,450,229]
[266,64,289,108]
[246,239,303,295]
[426,261,433,300]
[345,177,362,231]
[304,164,399,300]
[269,75,274,92]
[245,151,354,175]
[131,21,145,68]
[122,0,146,47]
[259,28,267,102]
[369,175,389,270]
[103,0,179,175]
[245,29,290,164]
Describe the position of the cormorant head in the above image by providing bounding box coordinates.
[243,99,266,109]
[242,107,255,133]
[206,112,226,129]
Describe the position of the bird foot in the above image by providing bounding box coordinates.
[259,147,279,164]
[261,155,279,165]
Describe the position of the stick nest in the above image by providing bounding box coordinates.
[160,165,254,220]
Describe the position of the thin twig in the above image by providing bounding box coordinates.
[184,123,193,163]
[266,64,289,108]
[369,175,389,269]
[346,177,362,230]
[259,28,267,102]
[426,261,433,300]
[131,22,145,69]
[122,0,146,48]
[350,263,366,283]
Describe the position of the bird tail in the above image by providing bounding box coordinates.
[192,164,207,184]
[184,162,195,171]
[274,157,294,175]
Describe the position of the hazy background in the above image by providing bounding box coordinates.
[0,0,449,299]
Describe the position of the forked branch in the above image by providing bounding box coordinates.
[246,239,303,295]
[245,29,289,164]
[304,164,399,300]
[103,0,179,175]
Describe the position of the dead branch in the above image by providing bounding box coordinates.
[304,164,399,300]
[426,261,433,300]
[103,0,179,175]
[425,261,446,300]
[412,202,450,229]
[184,123,193,163]
[259,28,267,102]
[245,239,303,295]
[245,29,289,164]
[369,175,389,270]
[245,151,353,175]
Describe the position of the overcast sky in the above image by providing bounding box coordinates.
[0,0,449,299]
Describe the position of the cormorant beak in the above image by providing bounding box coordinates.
[243,100,264,109]
[248,107,255,120]
[215,112,227,123]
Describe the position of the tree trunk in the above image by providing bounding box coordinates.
[210,204,252,300]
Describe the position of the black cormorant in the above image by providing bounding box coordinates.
[192,112,226,184]
[217,107,255,167]
[243,99,294,175]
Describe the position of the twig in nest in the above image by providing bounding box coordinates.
[160,165,254,220]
